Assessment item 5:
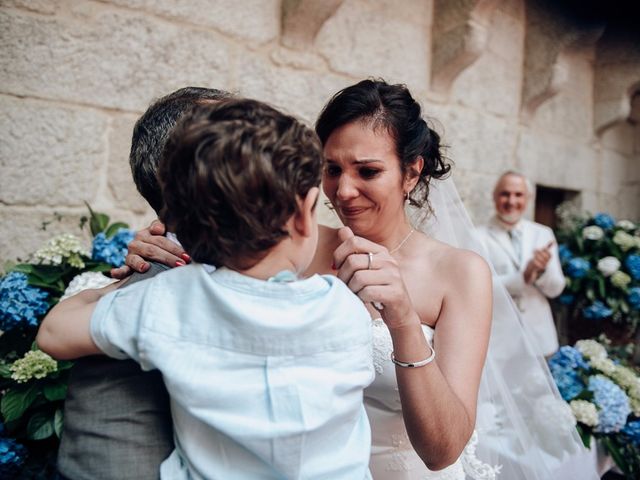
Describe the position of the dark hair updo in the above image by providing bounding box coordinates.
[315,79,451,210]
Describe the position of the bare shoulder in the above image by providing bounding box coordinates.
[425,237,491,285]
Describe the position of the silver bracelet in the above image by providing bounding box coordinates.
[391,345,435,368]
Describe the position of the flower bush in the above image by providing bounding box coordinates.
[0,207,134,477]
[555,212,640,332]
[549,339,640,477]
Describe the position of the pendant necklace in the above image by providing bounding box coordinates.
[389,228,415,254]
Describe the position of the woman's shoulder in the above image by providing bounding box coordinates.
[305,224,341,276]
[418,235,490,281]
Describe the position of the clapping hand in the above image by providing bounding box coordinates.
[333,227,419,330]
[523,241,554,284]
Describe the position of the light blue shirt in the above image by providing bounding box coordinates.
[91,264,374,480]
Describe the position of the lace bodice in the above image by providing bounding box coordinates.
[366,318,501,480]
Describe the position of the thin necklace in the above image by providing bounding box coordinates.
[389,228,415,254]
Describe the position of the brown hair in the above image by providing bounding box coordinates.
[159,99,323,268]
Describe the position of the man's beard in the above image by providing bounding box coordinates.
[497,211,522,225]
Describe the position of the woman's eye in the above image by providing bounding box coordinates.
[359,167,380,179]
[325,165,341,177]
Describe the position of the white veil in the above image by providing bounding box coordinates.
[411,176,599,480]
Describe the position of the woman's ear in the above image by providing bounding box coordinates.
[404,156,424,193]
[294,187,320,238]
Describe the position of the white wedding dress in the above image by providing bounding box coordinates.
[366,318,501,480]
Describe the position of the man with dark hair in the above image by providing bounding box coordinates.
[58,87,231,480]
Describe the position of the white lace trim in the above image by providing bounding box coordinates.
[371,317,393,374]
[461,431,502,480]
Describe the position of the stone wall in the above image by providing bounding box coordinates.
[1,0,639,263]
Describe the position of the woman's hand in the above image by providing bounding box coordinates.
[110,220,189,279]
[332,227,420,330]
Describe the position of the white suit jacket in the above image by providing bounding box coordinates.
[477,217,565,356]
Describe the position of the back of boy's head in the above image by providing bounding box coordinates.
[130,86,232,214]
[159,98,324,269]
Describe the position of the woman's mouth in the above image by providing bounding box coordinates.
[339,206,367,218]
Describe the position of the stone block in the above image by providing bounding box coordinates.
[0,9,234,111]
[600,121,635,156]
[530,52,594,140]
[315,0,430,91]
[107,113,150,214]
[1,0,59,14]
[0,208,91,265]
[237,54,352,124]
[100,0,279,45]
[598,149,631,196]
[516,130,598,192]
[430,105,519,174]
[0,95,108,207]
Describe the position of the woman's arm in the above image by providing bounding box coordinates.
[333,228,492,470]
[36,280,123,360]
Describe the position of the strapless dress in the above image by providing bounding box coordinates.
[366,318,500,480]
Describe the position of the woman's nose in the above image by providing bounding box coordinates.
[336,175,358,200]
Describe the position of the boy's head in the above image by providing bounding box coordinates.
[159,99,324,270]
[130,87,232,214]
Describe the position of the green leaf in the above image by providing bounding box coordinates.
[600,436,629,475]
[85,263,113,273]
[586,287,596,301]
[597,277,606,299]
[29,265,66,284]
[576,424,591,448]
[620,300,630,314]
[1,384,40,422]
[26,411,55,440]
[43,382,67,402]
[105,222,130,239]
[54,409,64,438]
[0,364,12,379]
[11,264,34,274]
[90,213,110,236]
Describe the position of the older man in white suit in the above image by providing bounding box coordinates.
[477,171,565,357]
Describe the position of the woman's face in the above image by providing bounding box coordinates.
[322,121,414,237]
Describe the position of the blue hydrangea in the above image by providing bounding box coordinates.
[549,346,589,370]
[91,229,135,267]
[622,420,640,446]
[589,376,631,433]
[558,244,573,264]
[629,287,640,310]
[625,254,640,281]
[566,258,590,279]
[558,293,575,305]
[593,213,616,230]
[582,301,613,320]
[0,437,27,478]
[0,272,50,332]
[549,363,584,401]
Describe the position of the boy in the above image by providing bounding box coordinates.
[38,99,374,479]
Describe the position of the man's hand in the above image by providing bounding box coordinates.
[523,241,554,284]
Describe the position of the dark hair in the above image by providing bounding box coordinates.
[159,99,323,268]
[130,87,232,213]
[315,79,450,209]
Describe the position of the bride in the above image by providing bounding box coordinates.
[120,80,598,479]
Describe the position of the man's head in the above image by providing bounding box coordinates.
[493,171,532,225]
[130,87,232,214]
[159,99,324,270]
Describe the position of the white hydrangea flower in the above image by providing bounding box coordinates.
[582,225,604,241]
[613,230,636,251]
[616,219,636,230]
[60,271,117,301]
[631,397,640,417]
[33,234,89,268]
[575,339,607,360]
[596,256,621,277]
[569,400,599,427]
[590,357,617,375]
[610,365,640,397]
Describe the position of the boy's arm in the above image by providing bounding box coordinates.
[36,280,126,360]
